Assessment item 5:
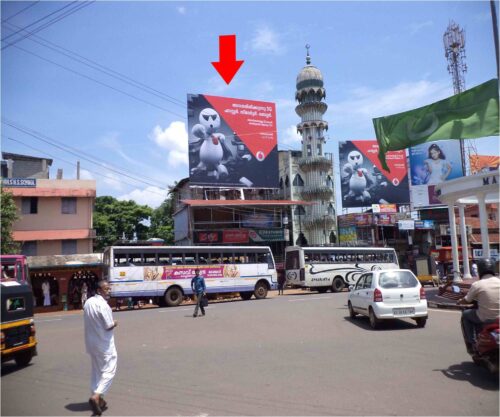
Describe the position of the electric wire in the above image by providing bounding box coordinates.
[1,1,40,23]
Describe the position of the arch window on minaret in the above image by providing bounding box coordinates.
[285,175,290,187]
[293,174,304,187]
[279,177,284,189]
[326,175,333,188]
[316,143,322,156]
[327,203,335,216]
[306,144,312,156]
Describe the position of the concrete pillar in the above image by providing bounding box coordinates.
[447,203,462,282]
[477,194,491,258]
[458,204,471,279]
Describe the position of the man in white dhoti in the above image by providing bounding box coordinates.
[83,281,118,416]
[42,280,51,306]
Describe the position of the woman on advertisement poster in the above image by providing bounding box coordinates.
[423,144,452,185]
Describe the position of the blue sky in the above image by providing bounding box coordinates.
[2,1,499,209]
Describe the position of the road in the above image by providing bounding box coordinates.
[2,291,498,416]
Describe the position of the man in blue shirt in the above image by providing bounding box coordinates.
[191,268,206,317]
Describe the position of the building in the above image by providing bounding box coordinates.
[2,152,96,256]
[280,47,337,246]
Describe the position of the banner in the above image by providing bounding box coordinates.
[409,139,463,207]
[187,94,279,188]
[339,226,357,243]
[469,154,500,174]
[373,79,500,171]
[339,140,409,208]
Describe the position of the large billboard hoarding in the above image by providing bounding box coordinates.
[339,140,410,208]
[409,139,464,207]
[187,94,279,188]
[469,155,499,174]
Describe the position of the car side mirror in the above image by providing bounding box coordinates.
[348,285,354,292]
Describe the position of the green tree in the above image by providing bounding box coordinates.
[149,195,174,244]
[93,196,153,251]
[1,187,20,254]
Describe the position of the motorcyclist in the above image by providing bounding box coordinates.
[457,258,500,354]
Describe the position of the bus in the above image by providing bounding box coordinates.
[284,246,399,293]
[1,255,38,367]
[103,246,278,306]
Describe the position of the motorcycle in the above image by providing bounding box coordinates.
[453,285,500,374]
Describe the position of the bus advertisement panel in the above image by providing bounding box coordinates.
[187,94,279,188]
[339,140,409,208]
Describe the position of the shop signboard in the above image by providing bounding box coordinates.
[374,213,397,226]
[187,94,278,188]
[242,213,274,228]
[339,226,357,243]
[2,178,36,187]
[339,140,409,208]
[372,204,397,213]
[473,248,499,261]
[398,220,415,230]
[415,220,435,229]
[409,139,464,207]
[249,229,285,242]
[337,213,373,227]
[222,229,249,244]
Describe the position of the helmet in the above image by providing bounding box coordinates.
[477,258,497,278]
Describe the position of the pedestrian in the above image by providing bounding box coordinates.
[277,271,285,295]
[471,262,478,278]
[191,268,206,318]
[84,280,118,416]
[81,282,89,307]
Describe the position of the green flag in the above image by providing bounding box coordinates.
[373,78,499,171]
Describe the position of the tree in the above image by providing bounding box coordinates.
[93,196,153,252]
[149,195,174,244]
[1,187,20,254]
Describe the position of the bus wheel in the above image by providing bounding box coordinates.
[15,351,33,367]
[254,282,268,299]
[332,277,345,293]
[240,292,253,300]
[164,287,183,307]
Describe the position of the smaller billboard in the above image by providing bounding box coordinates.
[398,220,415,230]
[339,141,409,208]
[469,155,500,174]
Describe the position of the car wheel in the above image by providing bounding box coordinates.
[415,317,427,328]
[15,351,33,367]
[348,301,357,319]
[332,277,345,293]
[254,282,268,299]
[164,287,183,307]
[369,308,379,329]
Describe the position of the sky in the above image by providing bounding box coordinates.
[2,0,499,210]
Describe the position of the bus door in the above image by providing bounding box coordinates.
[285,249,303,286]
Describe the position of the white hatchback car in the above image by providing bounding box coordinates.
[347,269,428,329]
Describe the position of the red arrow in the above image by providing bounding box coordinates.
[211,34,244,85]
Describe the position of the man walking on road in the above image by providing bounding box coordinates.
[191,268,206,317]
[84,280,118,416]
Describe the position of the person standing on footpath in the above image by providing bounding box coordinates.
[191,268,206,317]
[84,280,118,416]
[277,271,285,295]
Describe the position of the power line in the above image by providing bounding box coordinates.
[2,1,95,51]
[3,20,184,107]
[2,118,170,189]
[1,1,79,43]
[1,1,40,23]
[3,135,171,198]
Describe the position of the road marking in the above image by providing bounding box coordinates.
[36,318,63,322]
[429,308,461,314]
[289,296,333,302]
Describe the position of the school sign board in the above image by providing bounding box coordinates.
[339,140,409,208]
[187,94,279,188]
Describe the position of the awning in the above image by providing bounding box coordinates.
[182,199,311,207]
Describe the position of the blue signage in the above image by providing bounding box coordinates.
[2,178,36,187]
[415,220,434,229]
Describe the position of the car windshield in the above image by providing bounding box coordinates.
[378,271,418,289]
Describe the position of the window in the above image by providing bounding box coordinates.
[317,143,322,155]
[158,253,171,265]
[62,240,77,255]
[21,241,37,256]
[327,203,335,216]
[379,271,418,289]
[6,297,25,312]
[363,274,373,289]
[22,197,38,214]
[293,174,304,186]
[114,253,128,266]
[143,253,157,265]
[355,275,365,290]
[326,176,334,188]
[61,197,77,214]
[285,250,300,269]
[307,144,312,156]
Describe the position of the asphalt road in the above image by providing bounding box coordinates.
[2,291,499,416]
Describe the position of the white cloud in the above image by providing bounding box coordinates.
[177,6,186,15]
[102,171,123,191]
[118,186,169,209]
[280,125,301,147]
[249,26,284,55]
[150,121,188,167]
[79,169,94,180]
[409,20,433,35]
[328,79,452,136]
[99,132,137,165]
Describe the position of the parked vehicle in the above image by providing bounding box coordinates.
[1,255,38,367]
[347,269,428,329]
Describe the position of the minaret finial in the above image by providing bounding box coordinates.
[305,44,311,65]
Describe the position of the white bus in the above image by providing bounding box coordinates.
[103,246,277,306]
[284,246,399,293]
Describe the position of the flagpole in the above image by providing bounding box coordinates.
[491,0,500,79]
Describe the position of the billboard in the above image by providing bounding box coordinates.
[409,139,463,207]
[339,140,410,208]
[469,155,500,174]
[187,94,278,188]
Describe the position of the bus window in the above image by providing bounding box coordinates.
[210,254,222,264]
[158,254,171,265]
[320,253,328,263]
[143,253,157,265]
[114,253,128,267]
[184,253,198,264]
[198,256,209,264]
[285,250,299,270]
[128,255,143,266]
[258,252,274,269]
[171,257,182,265]
[247,253,257,264]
